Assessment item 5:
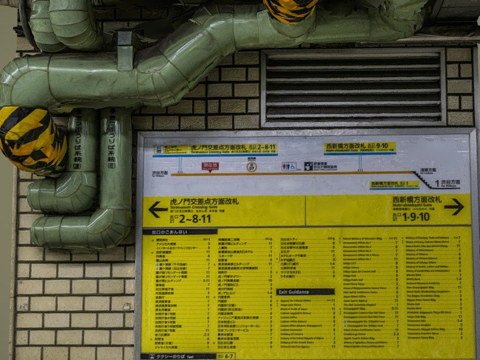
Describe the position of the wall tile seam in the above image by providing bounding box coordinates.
[11,167,21,360]
[15,310,137,315]
[16,247,132,251]
[446,50,469,126]
[232,64,261,68]
[442,124,474,128]
[14,263,137,266]
[17,304,135,315]
[14,344,134,349]
[447,76,474,82]
[446,61,474,64]
[16,286,135,297]
[149,113,262,117]
[16,328,134,332]
[17,278,135,281]
[447,77,474,81]
[16,344,136,346]
[446,110,476,113]
[15,286,138,292]
[16,260,134,264]
[145,105,262,113]
[446,94,474,96]
[187,96,262,101]
[207,81,260,85]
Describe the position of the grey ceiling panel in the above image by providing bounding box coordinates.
[442,0,480,7]
[430,0,480,22]
[437,7,480,20]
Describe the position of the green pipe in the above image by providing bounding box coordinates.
[0,0,429,111]
[27,108,98,214]
[29,0,66,53]
[0,0,21,7]
[31,108,132,251]
[0,0,147,7]
[49,0,104,51]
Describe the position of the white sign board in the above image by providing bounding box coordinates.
[136,130,480,360]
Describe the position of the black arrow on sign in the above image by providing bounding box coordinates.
[444,198,464,216]
[149,201,168,218]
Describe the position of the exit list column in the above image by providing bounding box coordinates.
[152,237,212,351]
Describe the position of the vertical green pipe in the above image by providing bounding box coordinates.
[99,108,132,210]
[27,109,98,214]
[30,108,132,252]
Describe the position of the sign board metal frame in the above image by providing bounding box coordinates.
[135,128,480,360]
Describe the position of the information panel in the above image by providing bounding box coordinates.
[136,131,478,360]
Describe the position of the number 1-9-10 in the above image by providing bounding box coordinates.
[402,212,430,222]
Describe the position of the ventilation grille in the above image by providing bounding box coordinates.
[261,49,446,128]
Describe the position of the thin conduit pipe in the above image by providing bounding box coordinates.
[20,0,39,51]
[27,108,98,214]
[0,0,430,111]
[0,0,154,7]
[30,108,132,251]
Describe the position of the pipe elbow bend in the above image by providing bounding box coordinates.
[27,172,97,214]
[0,56,56,108]
[49,0,104,51]
[30,209,131,252]
[30,0,67,53]
[87,208,132,250]
[369,5,428,41]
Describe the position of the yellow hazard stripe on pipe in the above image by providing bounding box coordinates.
[263,0,320,24]
[0,106,67,175]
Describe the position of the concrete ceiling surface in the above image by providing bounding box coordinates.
[433,0,480,22]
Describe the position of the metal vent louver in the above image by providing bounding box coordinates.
[261,49,446,128]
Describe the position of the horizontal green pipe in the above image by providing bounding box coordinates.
[31,108,132,252]
[27,108,98,214]
[31,209,132,251]
[0,1,429,111]
[29,0,66,53]
[0,0,150,7]
[49,0,104,51]
[0,55,140,110]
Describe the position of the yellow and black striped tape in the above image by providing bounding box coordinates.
[263,0,320,24]
[0,106,67,175]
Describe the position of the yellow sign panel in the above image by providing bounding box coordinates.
[157,144,278,155]
[143,194,471,228]
[142,225,475,359]
[370,181,420,189]
[324,142,396,154]
[306,194,470,227]
[142,194,475,360]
